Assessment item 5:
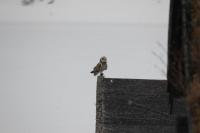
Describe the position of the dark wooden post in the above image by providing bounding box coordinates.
[167,0,192,98]
[96,76,104,133]
[96,77,189,133]
[187,1,200,133]
[167,0,200,132]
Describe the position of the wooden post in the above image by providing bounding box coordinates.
[96,77,189,133]
[167,0,200,132]
[96,76,104,133]
[187,1,200,133]
[167,0,192,97]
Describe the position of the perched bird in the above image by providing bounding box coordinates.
[91,56,107,76]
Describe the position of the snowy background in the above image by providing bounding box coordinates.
[0,0,170,133]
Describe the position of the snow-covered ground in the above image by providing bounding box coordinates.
[0,1,169,133]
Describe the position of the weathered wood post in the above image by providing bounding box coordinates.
[96,76,104,133]
[96,76,189,133]
[167,0,200,132]
[187,0,200,132]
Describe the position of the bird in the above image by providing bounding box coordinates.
[91,56,107,76]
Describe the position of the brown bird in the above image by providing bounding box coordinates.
[91,56,107,76]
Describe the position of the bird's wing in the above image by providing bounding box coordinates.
[93,62,102,72]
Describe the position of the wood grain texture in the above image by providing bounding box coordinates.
[96,77,189,133]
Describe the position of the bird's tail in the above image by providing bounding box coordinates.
[90,70,94,73]
[90,71,98,76]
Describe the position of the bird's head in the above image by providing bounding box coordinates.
[100,56,107,63]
